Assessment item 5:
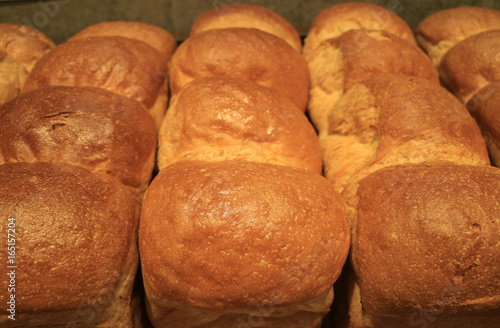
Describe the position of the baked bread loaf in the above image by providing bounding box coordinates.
[0,162,140,327]
[466,81,500,167]
[0,85,157,197]
[303,2,416,57]
[0,52,28,105]
[190,3,301,52]
[158,76,321,173]
[320,73,489,195]
[68,21,177,65]
[139,160,350,327]
[346,162,500,327]
[0,23,55,72]
[439,29,500,103]
[168,28,309,112]
[306,29,438,134]
[415,6,500,68]
[22,36,168,129]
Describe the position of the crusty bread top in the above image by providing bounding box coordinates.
[307,29,438,91]
[303,2,416,56]
[22,36,167,109]
[321,73,489,193]
[158,76,321,173]
[353,162,500,317]
[415,6,500,50]
[440,29,500,103]
[0,162,139,322]
[191,3,302,52]
[68,21,177,64]
[0,85,157,196]
[0,51,28,106]
[0,23,55,71]
[140,160,350,310]
[169,28,310,111]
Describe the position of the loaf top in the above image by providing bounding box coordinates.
[169,27,310,111]
[416,6,500,47]
[191,3,301,52]
[22,36,167,109]
[303,2,416,56]
[0,23,55,71]
[353,162,500,317]
[0,162,139,321]
[0,85,157,195]
[140,160,350,310]
[158,76,322,173]
[440,29,500,103]
[68,21,177,63]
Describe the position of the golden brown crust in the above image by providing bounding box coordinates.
[415,6,500,67]
[0,85,157,197]
[320,73,489,194]
[158,76,321,174]
[306,29,438,134]
[140,160,350,322]
[440,30,500,103]
[0,23,55,71]
[191,4,302,52]
[303,2,416,56]
[0,51,28,106]
[169,28,310,112]
[466,81,500,167]
[0,162,140,327]
[22,36,168,126]
[68,21,177,64]
[352,162,500,320]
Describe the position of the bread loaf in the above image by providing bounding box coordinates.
[320,73,488,195]
[168,28,309,112]
[22,36,168,129]
[306,29,438,133]
[158,76,321,173]
[0,23,55,72]
[0,162,140,327]
[303,2,416,57]
[347,162,500,327]
[415,6,500,68]
[190,3,301,52]
[139,160,350,327]
[440,30,500,103]
[68,21,177,65]
[0,85,157,198]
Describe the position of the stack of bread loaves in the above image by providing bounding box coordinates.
[140,4,350,327]
[416,7,500,167]
[305,3,500,327]
[0,22,176,327]
[0,23,55,105]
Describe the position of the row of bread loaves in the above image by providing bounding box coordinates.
[416,6,500,167]
[140,4,351,328]
[0,21,178,327]
[304,3,500,327]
